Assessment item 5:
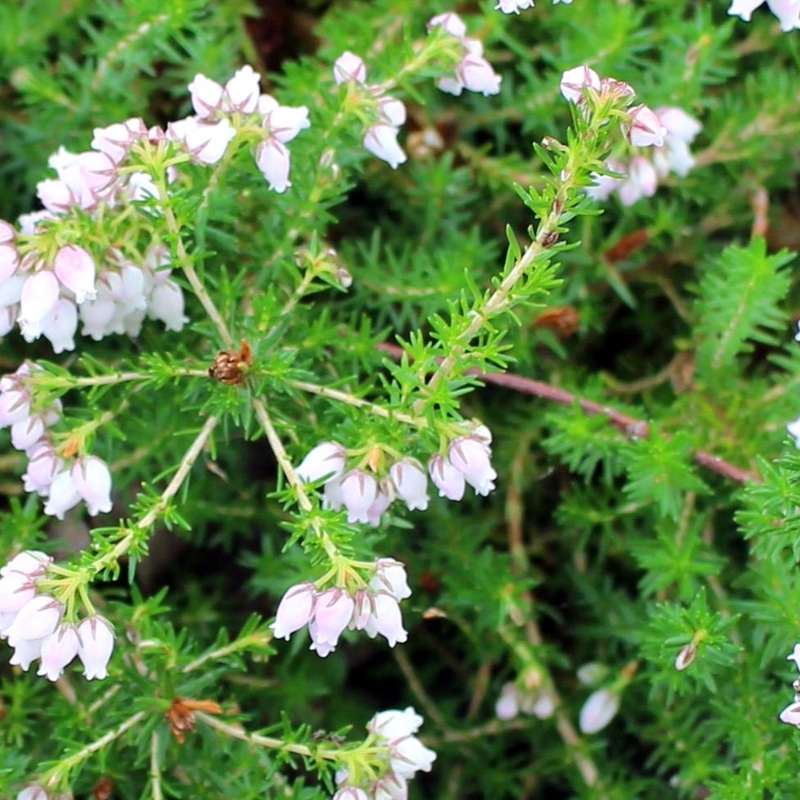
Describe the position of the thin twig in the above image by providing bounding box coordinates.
[377,342,759,484]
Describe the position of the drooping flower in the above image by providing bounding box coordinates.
[37,622,80,681]
[76,615,115,679]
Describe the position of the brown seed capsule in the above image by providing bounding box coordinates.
[208,339,253,385]
[166,697,223,743]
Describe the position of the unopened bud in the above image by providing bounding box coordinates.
[674,643,696,671]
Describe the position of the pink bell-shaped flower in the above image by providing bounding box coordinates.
[38,622,80,681]
[188,73,224,118]
[23,443,63,495]
[448,436,497,495]
[295,441,346,483]
[339,469,378,524]
[264,104,310,144]
[18,270,60,336]
[0,569,36,613]
[255,138,292,192]
[270,582,316,640]
[43,470,81,519]
[456,41,502,97]
[9,637,44,671]
[223,65,261,114]
[626,105,667,148]
[5,594,63,647]
[428,12,468,38]
[148,279,188,331]
[311,588,354,647]
[364,592,407,647]
[371,559,412,600]
[389,460,429,511]
[333,51,367,84]
[77,615,115,679]
[53,244,96,304]
[71,456,113,515]
[559,65,601,104]
[363,125,407,169]
[41,298,78,353]
[1,550,51,577]
[428,454,466,501]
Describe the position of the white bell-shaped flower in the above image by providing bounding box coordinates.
[71,456,113,515]
[77,615,115,679]
[37,622,80,681]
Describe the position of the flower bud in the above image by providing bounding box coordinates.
[333,51,367,85]
[295,441,346,483]
[578,687,620,734]
[270,582,316,640]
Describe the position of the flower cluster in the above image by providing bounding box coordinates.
[427,12,502,97]
[185,65,310,191]
[295,426,495,526]
[0,363,113,519]
[334,707,436,800]
[588,107,702,206]
[0,551,115,681]
[778,643,800,727]
[495,0,571,12]
[3,135,190,352]
[495,681,556,720]
[729,0,800,31]
[271,559,412,657]
[333,52,408,170]
[558,66,700,206]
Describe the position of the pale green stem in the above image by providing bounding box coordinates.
[41,710,146,787]
[195,711,338,761]
[182,631,273,674]
[288,379,424,429]
[150,730,163,800]
[89,414,218,577]
[250,398,340,561]
[154,175,234,348]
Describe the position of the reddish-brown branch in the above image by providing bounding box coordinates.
[376,342,759,484]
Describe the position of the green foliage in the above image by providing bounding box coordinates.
[3,1,800,800]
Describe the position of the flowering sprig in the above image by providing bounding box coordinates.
[0,550,114,681]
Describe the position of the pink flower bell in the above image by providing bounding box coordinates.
[333,51,367,85]
[295,441,346,483]
[5,594,63,647]
[389,460,429,511]
[626,105,667,148]
[38,622,80,681]
[428,454,466,501]
[339,469,378,524]
[559,65,602,104]
[71,456,113,515]
[311,588,354,649]
[270,582,316,640]
[76,615,115,679]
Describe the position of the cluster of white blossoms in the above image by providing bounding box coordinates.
[333,707,436,800]
[0,363,113,519]
[778,644,800,727]
[295,425,495,526]
[0,66,309,354]
[184,65,310,191]
[588,106,702,207]
[558,65,701,207]
[495,0,571,13]
[333,52,409,170]
[271,559,411,657]
[0,550,114,681]
[427,12,502,97]
[729,0,800,30]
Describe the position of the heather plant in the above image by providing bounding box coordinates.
[3,1,800,799]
